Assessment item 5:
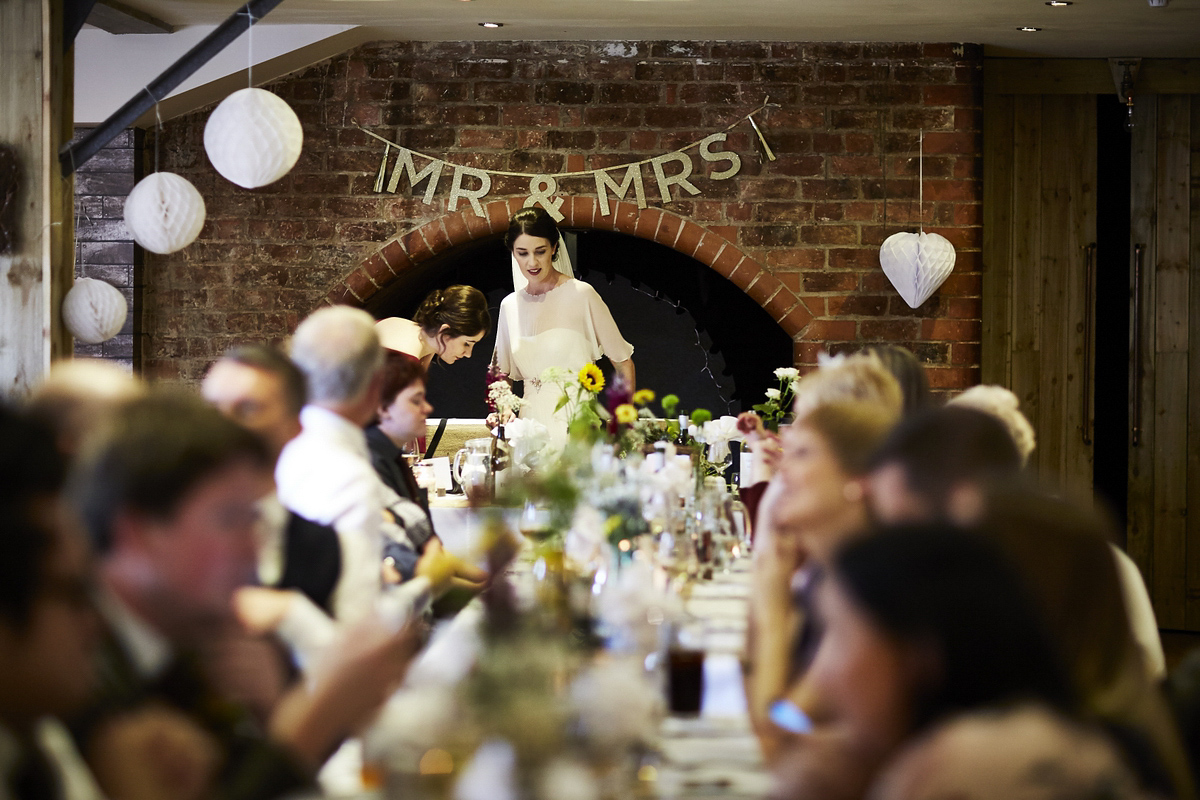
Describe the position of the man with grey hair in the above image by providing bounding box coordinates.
[276,306,428,625]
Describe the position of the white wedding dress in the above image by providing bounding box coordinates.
[493,278,634,447]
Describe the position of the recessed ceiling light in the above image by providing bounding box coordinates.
[479,21,503,27]
[1045,1,1072,5]
[1017,26,1042,31]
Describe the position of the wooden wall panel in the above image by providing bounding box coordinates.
[983,94,1095,496]
[982,94,1014,387]
[1009,97,1044,455]
[1063,97,1098,499]
[1188,98,1200,629]
[1127,96,1158,594]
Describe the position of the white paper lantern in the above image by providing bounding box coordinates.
[62,278,127,344]
[879,231,957,309]
[204,88,303,189]
[123,172,207,255]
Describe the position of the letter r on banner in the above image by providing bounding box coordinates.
[650,152,701,204]
[447,166,492,216]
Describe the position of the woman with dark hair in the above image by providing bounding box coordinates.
[862,345,932,416]
[491,206,634,444]
[376,284,490,368]
[772,525,1079,800]
[365,351,487,589]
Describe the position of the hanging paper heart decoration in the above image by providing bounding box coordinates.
[879,231,957,309]
[62,278,128,343]
[204,88,303,189]
[123,172,207,254]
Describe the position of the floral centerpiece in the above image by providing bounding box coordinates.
[750,366,800,431]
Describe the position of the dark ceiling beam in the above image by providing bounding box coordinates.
[60,0,286,177]
[63,0,100,47]
[85,0,175,35]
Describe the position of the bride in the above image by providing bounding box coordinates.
[492,207,635,446]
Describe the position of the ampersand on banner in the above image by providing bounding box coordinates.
[527,175,565,222]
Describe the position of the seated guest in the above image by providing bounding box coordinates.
[365,352,487,589]
[1,404,220,800]
[202,345,341,615]
[69,392,424,800]
[863,409,1185,797]
[25,358,144,460]
[276,306,448,624]
[747,396,900,762]
[771,525,1076,800]
[862,345,932,417]
[870,704,1144,800]
[947,384,1036,465]
[738,351,905,504]
[865,405,1165,681]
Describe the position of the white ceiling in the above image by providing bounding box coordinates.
[112,0,1200,58]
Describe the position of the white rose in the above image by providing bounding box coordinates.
[765,388,781,400]
[774,367,800,381]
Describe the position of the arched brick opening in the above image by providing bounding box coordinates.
[322,197,815,347]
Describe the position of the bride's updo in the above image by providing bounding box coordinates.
[505,207,560,259]
[412,285,490,340]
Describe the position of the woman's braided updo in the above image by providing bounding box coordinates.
[412,285,490,340]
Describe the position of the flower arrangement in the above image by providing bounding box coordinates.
[486,358,522,428]
[751,366,801,431]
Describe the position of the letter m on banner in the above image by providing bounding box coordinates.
[386,147,445,204]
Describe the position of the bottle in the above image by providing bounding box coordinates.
[674,415,690,447]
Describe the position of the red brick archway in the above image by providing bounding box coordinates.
[322,197,814,342]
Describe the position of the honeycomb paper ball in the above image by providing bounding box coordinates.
[123,172,207,255]
[62,278,128,344]
[204,88,303,189]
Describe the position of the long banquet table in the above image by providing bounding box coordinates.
[319,501,772,799]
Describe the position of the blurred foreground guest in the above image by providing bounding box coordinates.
[870,705,1145,800]
[1,405,219,800]
[747,397,899,761]
[863,411,1183,797]
[202,346,341,615]
[737,352,904,536]
[861,345,932,417]
[26,359,144,460]
[365,352,487,591]
[866,404,1164,681]
[865,406,1022,526]
[70,393,423,800]
[772,526,1075,800]
[277,306,445,624]
[948,384,1036,465]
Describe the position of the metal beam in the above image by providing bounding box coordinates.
[59,0,285,177]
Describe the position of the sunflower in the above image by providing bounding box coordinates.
[632,388,656,406]
[578,363,605,393]
[615,403,638,424]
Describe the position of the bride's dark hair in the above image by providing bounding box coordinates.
[505,207,559,259]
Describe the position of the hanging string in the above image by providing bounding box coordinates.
[244,9,256,88]
[879,110,887,235]
[141,86,162,174]
[918,129,924,234]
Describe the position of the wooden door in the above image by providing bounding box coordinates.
[1126,95,1200,631]
[983,94,1098,498]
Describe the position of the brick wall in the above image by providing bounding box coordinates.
[72,127,139,369]
[145,40,983,389]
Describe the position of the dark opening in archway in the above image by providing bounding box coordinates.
[365,228,792,419]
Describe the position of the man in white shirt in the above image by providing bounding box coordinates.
[276,306,440,626]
